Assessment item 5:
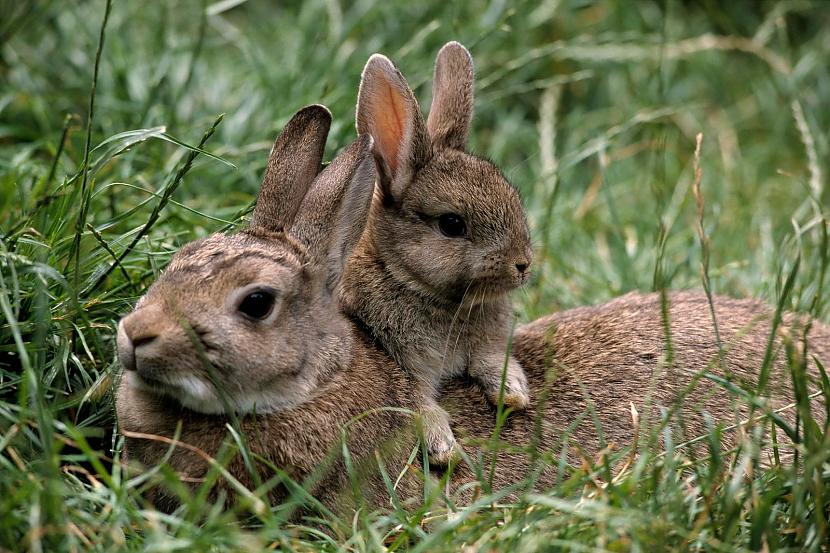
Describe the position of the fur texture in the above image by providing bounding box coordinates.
[118,288,830,512]
[115,107,829,518]
[116,105,375,416]
[342,41,533,463]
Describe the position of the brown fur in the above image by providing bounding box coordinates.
[445,291,828,499]
[116,327,421,512]
[342,41,533,463]
[252,105,330,231]
[116,105,375,417]
[427,41,475,150]
[118,290,830,512]
[115,105,829,518]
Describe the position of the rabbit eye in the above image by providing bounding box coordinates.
[438,213,467,238]
[237,289,276,320]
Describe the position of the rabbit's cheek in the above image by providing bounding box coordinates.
[470,255,504,281]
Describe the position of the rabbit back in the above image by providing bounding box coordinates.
[442,291,829,497]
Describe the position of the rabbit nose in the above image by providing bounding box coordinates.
[117,303,167,372]
[517,246,533,274]
[117,319,137,372]
[131,332,158,349]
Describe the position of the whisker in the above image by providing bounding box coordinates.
[477,285,489,324]
[449,287,480,362]
[441,280,475,370]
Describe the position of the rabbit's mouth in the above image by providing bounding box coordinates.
[474,273,527,294]
[128,370,227,414]
[126,370,179,400]
[454,278,518,306]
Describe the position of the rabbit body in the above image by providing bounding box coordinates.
[340,42,533,463]
[445,291,829,498]
[114,90,830,518]
[116,324,420,513]
[119,283,830,512]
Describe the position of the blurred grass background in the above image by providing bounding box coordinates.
[1,0,829,550]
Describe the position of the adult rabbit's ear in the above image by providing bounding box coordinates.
[356,54,431,200]
[290,134,376,291]
[427,41,474,151]
[251,105,331,232]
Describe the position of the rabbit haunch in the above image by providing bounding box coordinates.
[340,41,533,464]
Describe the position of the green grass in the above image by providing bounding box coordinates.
[1,0,829,550]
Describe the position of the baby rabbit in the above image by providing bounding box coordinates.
[340,42,533,464]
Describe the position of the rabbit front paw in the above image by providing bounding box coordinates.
[419,404,458,466]
[477,356,530,411]
[501,364,530,410]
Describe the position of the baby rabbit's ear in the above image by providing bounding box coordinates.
[251,105,331,232]
[356,54,431,200]
[291,134,376,290]
[427,41,474,151]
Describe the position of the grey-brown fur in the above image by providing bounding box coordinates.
[116,106,829,517]
[118,288,830,512]
[115,104,420,512]
[427,42,474,150]
[116,327,420,512]
[116,105,376,417]
[342,41,534,463]
[445,291,829,500]
[252,105,331,231]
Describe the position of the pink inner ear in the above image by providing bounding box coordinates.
[372,80,408,176]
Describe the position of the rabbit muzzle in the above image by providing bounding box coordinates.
[467,248,532,297]
[116,319,137,373]
[513,249,532,285]
[118,303,188,384]
[118,305,229,413]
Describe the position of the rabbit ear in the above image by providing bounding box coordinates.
[251,105,331,232]
[427,41,474,151]
[356,54,431,199]
[290,134,376,291]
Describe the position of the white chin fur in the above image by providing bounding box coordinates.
[126,371,300,415]
[174,375,225,414]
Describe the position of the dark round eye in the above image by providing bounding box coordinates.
[438,213,467,238]
[237,290,276,320]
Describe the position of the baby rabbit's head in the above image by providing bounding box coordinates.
[117,106,375,414]
[356,42,532,305]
